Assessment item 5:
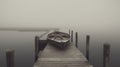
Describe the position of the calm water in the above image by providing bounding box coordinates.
[0,29,120,67]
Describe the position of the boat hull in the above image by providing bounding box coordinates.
[48,39,70,49]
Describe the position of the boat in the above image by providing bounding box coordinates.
[47,31,70,49]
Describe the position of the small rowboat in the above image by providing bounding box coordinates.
[47,31,70,49]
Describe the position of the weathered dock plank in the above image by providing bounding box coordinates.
[33,43,93,67]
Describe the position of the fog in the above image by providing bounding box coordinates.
[0,0,120,29]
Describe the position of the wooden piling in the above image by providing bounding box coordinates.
[75,32,78,48]
[35,36,39,62]
[6,49,15,67]
[71,30,73,42]
[103,43,110,67]
[86,35,90,61]
[69,29,70,35]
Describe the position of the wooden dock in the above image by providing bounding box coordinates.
[33,42,93,67]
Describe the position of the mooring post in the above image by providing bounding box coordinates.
[103,43,110,67]
[71,30,73,42]
[35,36,39,62]
[69,29,71,35]
[75,32,78,48]
[6,49,15,67]
[86,35,90,61]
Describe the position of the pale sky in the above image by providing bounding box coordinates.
[0,0,120,31]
